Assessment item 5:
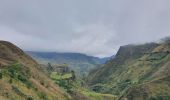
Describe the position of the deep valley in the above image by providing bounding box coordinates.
[0,37,170,100]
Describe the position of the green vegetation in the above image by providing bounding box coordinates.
[0,71,2,79]
[88,43,170,100]
[50,71,74,92]
[149,96,170,100]
[48,64,118,100]
[1,39,170,100]
[2,63,33,88]
[0,62,69,100]
[82,90,117,100]
[51,72,72,80]
[37,92,48,100]
[0,41,73,100]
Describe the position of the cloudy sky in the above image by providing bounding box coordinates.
[0,0,170,57]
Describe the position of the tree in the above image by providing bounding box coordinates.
[71,70,76,80]
[47,63,53,71]
[0,72,2,79]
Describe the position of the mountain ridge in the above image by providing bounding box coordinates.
[88,40,170,100]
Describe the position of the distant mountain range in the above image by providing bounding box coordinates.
[26,51,113,76]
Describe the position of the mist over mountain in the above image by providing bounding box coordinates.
[1,0,170,57]
[26,51,112,76]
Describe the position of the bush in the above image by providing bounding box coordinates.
[17,74,32,88]
[0,72,2,79]
[8,63,21,78]
[9,78,13,84]
[27,97,33,100]
[12,85,26,97]
[40,80,45,86]
[55,80,72,92]
[8,68,15,78]
[25,81,33,89]
[18,74,27,82]
[38,92,48,100]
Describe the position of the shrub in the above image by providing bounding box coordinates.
[0,72,2,79]
[9,78,13,84]
[55,80,72,92]
[40,80,45,86]
[17,74,32,88]
[12,85,26,97]
[38,92,48,100]
[8,68,15,78]
[25,81,33,89]
[18,74,27,82]
[8,63,21,78]
[27,97,33,100]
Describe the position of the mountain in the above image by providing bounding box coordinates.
[88,40,170,100]
[0,40,117,100]
[0,41,71,100]
[26,51,111,76]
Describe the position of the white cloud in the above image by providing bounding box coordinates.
[0,0,170,57]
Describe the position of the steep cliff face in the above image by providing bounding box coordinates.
[88,42,170,100]
[0,41,70,100]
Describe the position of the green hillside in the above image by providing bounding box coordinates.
[0,40,117,100]
[40,58,117,100]
[1,38,170,100]
[0,41,71,100]
[88,41,170,100]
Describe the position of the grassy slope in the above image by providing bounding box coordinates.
[0,41,71,100]
[48,65,117,100]
[88,42,170,100]
[81,90,117,100]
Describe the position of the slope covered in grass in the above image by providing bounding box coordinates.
[88,41,170,100]
[0,41,71,100]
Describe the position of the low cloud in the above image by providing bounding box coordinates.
[0,0,170,57]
